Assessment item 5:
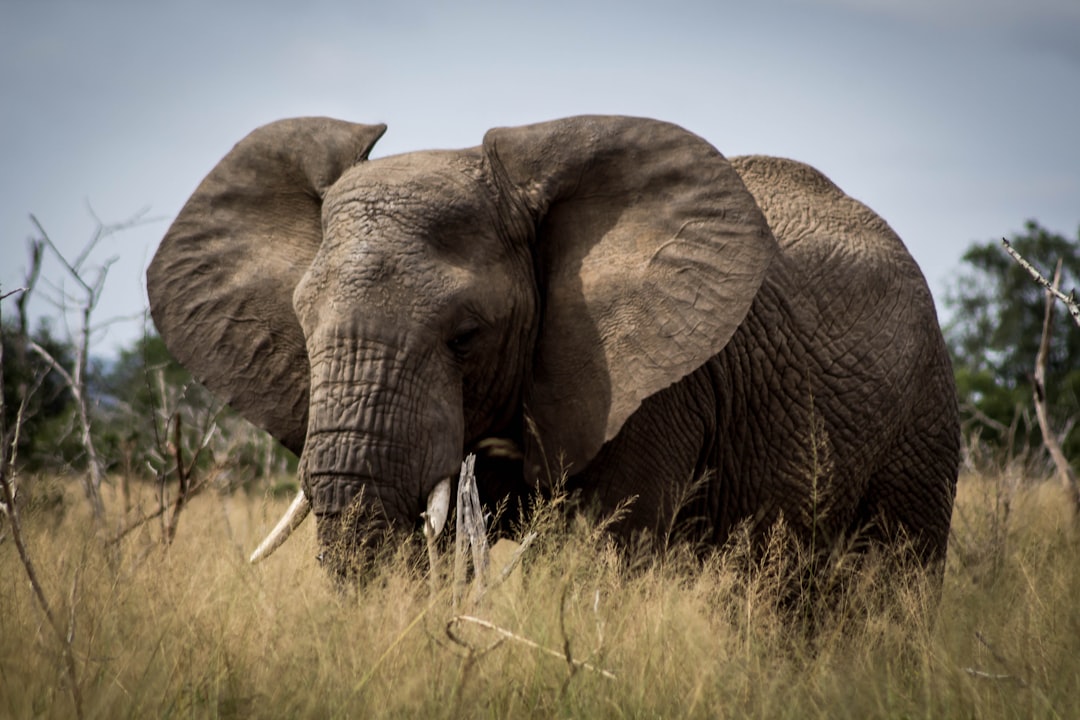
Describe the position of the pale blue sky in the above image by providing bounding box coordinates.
[2,0,1078,354]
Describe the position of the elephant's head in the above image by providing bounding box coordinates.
[147,115,776,572]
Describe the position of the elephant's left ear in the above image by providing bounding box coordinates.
[484,115,777,472]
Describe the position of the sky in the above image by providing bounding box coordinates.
[2,0,1078,357]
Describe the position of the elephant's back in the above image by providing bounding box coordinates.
[730,155,921,279]
[732,154,957,471]
[731,154,941,368]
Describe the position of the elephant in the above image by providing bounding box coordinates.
[146,115,959,580]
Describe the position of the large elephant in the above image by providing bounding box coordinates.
[147,115,959,577]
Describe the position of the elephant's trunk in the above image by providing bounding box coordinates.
[298,332,465,574]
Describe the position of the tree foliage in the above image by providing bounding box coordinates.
[93,332,296,485]
[1,318,85,472]
[946,221,1080,461]
[2,320,295,486]
[93,332,205,476]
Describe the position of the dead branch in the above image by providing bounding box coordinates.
[163,414,199,545]
[27,339,105,520]
[453,455,489,608]
[164,415,190,544]
[1,286,29,475]
[1002,238,1080,328]
[158,405,220,545]
[974,631,1028,688]
[447,615,616,680]
[963,667,1023,684]
[959,401,1011,435]
[97,344,221,549]
[1030,260,1080,516]
[16,242,43,338]
[0,294,85,719]
[15,209,163,523]
[463,458,489,596]
[108,475,214,548]
[106,502,170,546]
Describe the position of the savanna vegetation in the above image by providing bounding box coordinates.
[1,469,1078,719]
[2,216,1079,718]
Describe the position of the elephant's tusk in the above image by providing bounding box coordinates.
[249,489,311,564]
[422,477,452,540]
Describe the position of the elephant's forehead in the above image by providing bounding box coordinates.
[296,249,468,345]
[307,224,466,307]
[324,150,494,237]
[319,153,506,280]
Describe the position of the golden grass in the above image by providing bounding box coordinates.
[2,472,1078,719]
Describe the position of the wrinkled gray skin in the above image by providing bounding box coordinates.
[147,115,959,577]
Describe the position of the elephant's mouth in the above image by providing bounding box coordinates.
[248,476,453,564]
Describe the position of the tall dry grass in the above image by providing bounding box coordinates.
[2,471,1078,719]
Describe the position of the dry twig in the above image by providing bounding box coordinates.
[447,615,616,680]
[488,532,537,590]
[964,632,1029,689]
[107,471,216,548]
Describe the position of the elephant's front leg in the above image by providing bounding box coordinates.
[569,367,718,546]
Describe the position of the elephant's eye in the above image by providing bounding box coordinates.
[447,323,481,360]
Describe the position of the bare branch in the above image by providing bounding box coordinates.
[107,503,169,547]
[959,401,1011,435]
[27,339,105,520]
[108,469,215,547]
[164,414,195,545]
[1030,260,1080,517]
[15,210,156,524]
[963,667,1023,684]
[31,215,92,296]
[89,310,146,334]
[17,240,43,336]
[447,615,616,680]
[27,339,77,388]
[1002,238,1080,328]
[558,582,578,685]
[973,631,1029,688]
[0,301,85,719]
[73,204,159,272]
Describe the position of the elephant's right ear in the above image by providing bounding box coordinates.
[147,117,387,455]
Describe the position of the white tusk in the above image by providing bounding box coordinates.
[249,489,311,564]
[422,477,452,540]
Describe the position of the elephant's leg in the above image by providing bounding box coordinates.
[567,368,718,545]
[858,433,959,571]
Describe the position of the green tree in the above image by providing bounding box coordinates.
[945,220,1080,461]
[93,332,203,476]
[99,332,199,420]
[95,332,296,485]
